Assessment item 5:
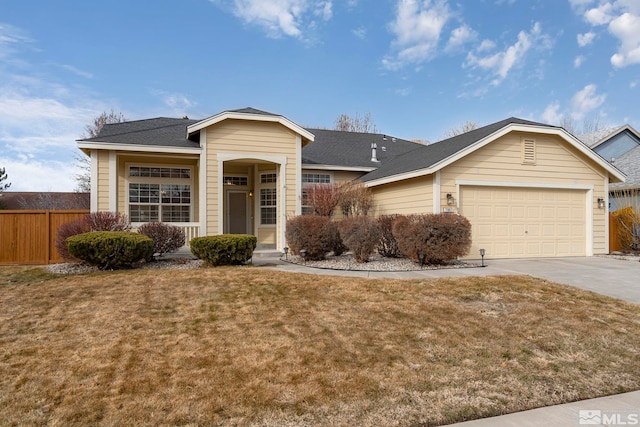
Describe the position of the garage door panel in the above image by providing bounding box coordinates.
[461,186,586,259]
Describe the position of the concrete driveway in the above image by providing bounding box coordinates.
[476,256,640,304]
[265,256,640,304]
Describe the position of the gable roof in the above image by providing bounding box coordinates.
[360,117,625,186]
[587,124,640,150]
[302,128,422,170]
[187,108,314,142]
[611,145,640,190]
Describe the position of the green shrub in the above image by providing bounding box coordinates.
[190,234,257,266]
[338,216,380,263]
[67,231,154,269]
[392,213,472,265]
[377,214,400,258]
[137,222,185,258]
[285,215,344,261]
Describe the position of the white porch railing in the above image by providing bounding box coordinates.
[169,222,200,245]
[133,222,200,246]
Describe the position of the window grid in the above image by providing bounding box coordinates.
[130,166,190,179]
[260,188,277,225]
[224,176,248,186]
[260,173,277,184]
[302,173,331,184]
[129,183,191,223]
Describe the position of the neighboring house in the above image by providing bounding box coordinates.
[77,107,624,259]
[0,192,90,210]
[582,125,640,211]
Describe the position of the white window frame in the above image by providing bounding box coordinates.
[259,171,277,226]
[301,172,333,215]
[126,163,195,225]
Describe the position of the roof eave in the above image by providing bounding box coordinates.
[187,111,315,142]
[77,141,202,154]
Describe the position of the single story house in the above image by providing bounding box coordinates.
[77,107,625,259]
[582,125,640,212]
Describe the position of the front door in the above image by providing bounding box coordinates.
[226,190,249,234]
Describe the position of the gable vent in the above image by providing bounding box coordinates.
[522,138,536,164]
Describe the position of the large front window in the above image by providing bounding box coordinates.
[128,166,192,223]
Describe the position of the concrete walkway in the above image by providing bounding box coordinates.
[253,255,640,426]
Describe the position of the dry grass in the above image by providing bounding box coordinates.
[1,266,639,426]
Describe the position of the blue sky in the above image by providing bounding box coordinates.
[1,0,639,191]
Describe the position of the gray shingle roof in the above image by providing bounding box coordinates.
[226,107,279,116]
[611,145,640,190]
[79,117,200,148]
[302,128,422,168]
[360,117,552,182]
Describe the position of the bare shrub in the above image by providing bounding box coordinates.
[613,206,640,251]
[303,184,342,217]
[55,218,91,261]
[377,214,400,257]
[338,216,380,263]
[338,181,373,216]
[286,215,343,261]
[137,222,186,258]
[392,213,472,264]
[85,211,131,231]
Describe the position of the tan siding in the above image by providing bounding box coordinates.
[207,120,299,248]
[441,132,608,254]
[97,151,110,211]
[371,175,433,216]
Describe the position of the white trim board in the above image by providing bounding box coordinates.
[187,111,315,142]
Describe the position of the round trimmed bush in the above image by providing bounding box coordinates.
[392,213,472,265]
[67,231,154,269]
[190,234,257,266]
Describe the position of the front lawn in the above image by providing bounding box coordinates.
[1,266,639,426]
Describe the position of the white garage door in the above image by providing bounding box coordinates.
[460,186,586,259]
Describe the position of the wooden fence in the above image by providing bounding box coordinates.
[0,210,89,265]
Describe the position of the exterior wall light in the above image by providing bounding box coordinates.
[248,190,254,197]
[446,193,455,206]
[597,198,606,209]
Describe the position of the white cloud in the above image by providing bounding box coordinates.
[477,39,496,52]
[584,2,615,25]
[0,23,32,59]
[352,26,366,39]
[577,31,596,47]
[0,156,76,191]
[542,102,563,125]
[446,25,477,51]
[569,0,596,12]
[465,22,549,86]
[571,1,640,68]
[382,0,452,70]
[570,84,606,120]
[150,90,197,115]
[574,55,586,67]
[59,64,94,79]
[609,12,640,67]
[0,23,110,191]
[211,0,333,40]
